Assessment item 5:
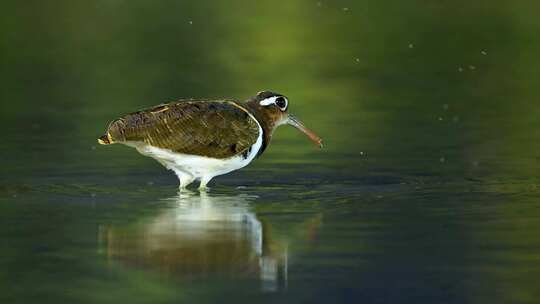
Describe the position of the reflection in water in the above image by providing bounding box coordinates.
[98,192,287,291]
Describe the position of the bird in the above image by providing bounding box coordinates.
[97,91,323,190]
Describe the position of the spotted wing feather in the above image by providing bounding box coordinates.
[105,101,259,159]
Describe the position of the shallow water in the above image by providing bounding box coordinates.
[1,1,539,303]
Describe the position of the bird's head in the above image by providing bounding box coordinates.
[246,91,323,148]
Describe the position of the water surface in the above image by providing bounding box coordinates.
[1,1,539,303]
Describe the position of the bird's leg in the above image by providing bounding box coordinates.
[173,170,195,190]
[198,176,213,191]
[180,176,195,190]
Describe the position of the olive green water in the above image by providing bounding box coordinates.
[1,1,539,303]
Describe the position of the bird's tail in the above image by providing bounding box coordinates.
[98,118,127,145]
[97,133,112,145]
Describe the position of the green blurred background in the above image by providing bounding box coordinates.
[0,1,539,303]
[1,0,538,179]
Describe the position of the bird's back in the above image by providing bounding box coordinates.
[99,100,260,159]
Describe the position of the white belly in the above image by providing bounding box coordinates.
[133,137,261,179]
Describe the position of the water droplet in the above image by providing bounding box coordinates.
[91,193,96,198]
[359,151,364,155]
[439,157,446,163]
[443,104,449,110]
[458,67,464,72]
[343,7,349,11]
[468,65,476,70]
[188,20,193,25]
[355,57,360,63]
[481,50,487,55]
[438,117,443,121]
[408,43,414,49]
[147,181,154,186]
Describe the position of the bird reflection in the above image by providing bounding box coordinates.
[98,191,287,291]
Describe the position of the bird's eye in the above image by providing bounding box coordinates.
[275,97,287,111]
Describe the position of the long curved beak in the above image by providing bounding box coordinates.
[287,114,323,148]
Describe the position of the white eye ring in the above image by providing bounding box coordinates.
[259,96,288,111]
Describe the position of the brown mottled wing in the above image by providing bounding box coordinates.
[106,101,259,159]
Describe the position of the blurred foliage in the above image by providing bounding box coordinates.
[0,0,538,179]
